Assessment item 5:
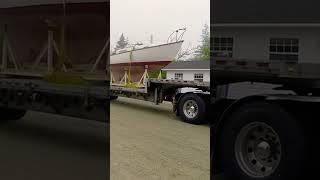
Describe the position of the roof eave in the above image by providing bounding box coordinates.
[212,23,320,28]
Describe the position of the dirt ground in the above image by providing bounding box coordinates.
[110,97,210,180]
[0,111,108,180]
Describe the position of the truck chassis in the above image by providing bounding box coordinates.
[211,59,320,179]
[111,78,210,124]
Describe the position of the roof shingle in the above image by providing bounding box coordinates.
[162,60,210,70]
[212,0,320,24]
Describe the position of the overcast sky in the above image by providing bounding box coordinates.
[111,0,210,51]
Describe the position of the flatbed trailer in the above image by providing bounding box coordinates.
[211,59,320,180]
[111,78,210,124]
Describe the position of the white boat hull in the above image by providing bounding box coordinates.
[111,41,183,65]
[110,41,183,82]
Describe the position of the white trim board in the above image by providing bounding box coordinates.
[162,69,210,71]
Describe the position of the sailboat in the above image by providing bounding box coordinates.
[110,29,185,82]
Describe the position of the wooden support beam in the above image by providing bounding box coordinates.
[2,29,8,70]
[91,38,110,72]
[110,71,116,84]
[138,65,149,87]
[32,43,48,70]
[47,30,54,72]
[7,40,18,70]
[157,71,162,79]
[53,40,68,72]
[120,70,129,85]
[1,25,19,71]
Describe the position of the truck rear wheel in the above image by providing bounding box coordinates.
[178,94,206,124]
[220,102,305,180]
[0,107,26,122]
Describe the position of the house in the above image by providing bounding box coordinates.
[210,0,313,98]
[211,0,320,63]
[162,60,210,82]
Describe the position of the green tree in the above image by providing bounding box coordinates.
[195,24,210,60]
[115,33,129,50]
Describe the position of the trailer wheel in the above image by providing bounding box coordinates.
[220,102,305,180]
[0,107,26,122]
[110,96,118,101]
[178,94,206,124]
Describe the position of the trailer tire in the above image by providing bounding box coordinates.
[110,96,118,101]
[0,107,26,122]
[178,94,206,124]
[220,102,305,180]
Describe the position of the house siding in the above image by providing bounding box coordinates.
[213,27,320,63]
[166,70,210,82]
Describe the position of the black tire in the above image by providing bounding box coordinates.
[178,94,206,124]
[220,102,305,180]
[0,107,27,121]
[110,96,118,101]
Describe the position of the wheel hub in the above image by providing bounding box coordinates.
[183,100,198,118]
[235,122,282,178]
[256,141,271,159]
[189,106,196,113]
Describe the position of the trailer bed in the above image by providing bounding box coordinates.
[0,78,109,122]
[212,59,320,89]
[111,78,210,104]
[111,79,209,93]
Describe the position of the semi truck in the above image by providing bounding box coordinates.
[109,29,211,124]
[211,58,320,179]
[111,78,210,124]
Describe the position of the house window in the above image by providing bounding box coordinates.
[174,73,183,80]
[269,38,299,61]
[194,73,204,82]
[212,37,233,57]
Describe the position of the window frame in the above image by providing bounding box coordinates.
[194,73,204,82]
[269,38,299,61]
[174,73,183,80]
[211,36,234,58]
